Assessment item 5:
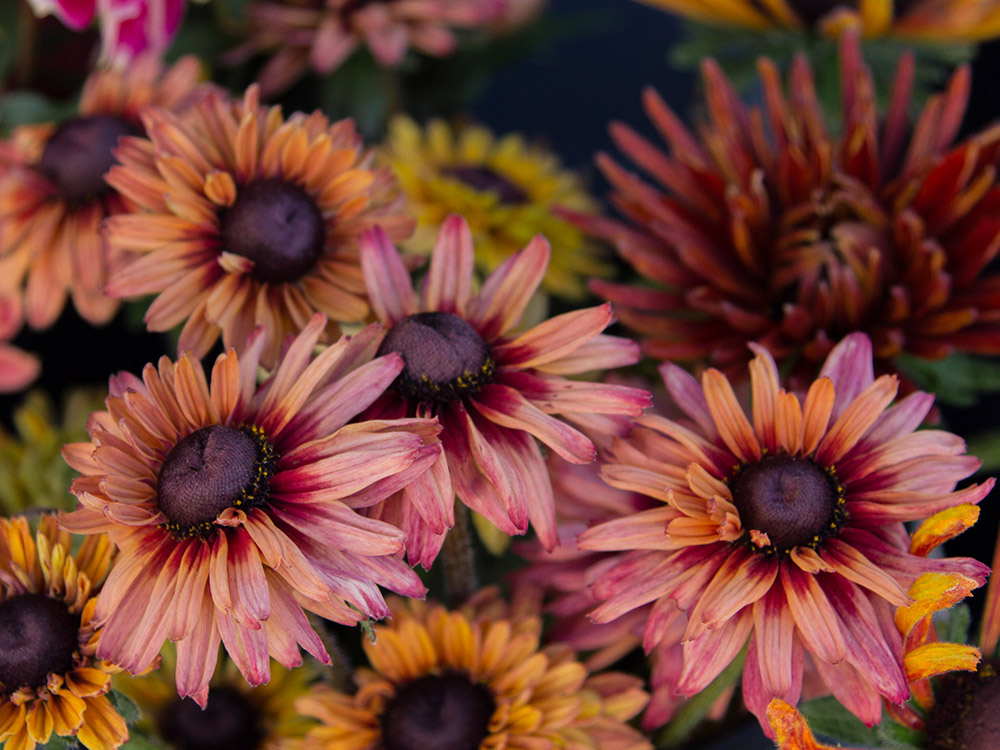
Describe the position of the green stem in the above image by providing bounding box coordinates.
[442,503,477,608]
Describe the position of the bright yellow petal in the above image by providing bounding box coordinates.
[910,504,980,557]
[895,572,980,638]
[766,699,842,750]
[904,642,980,683]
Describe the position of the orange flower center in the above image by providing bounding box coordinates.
[220,179,325,284]
[926,660,1000,750]
[378,312,496,403]
[443,165,529,204]
[730,455,845,554]
[38,115,132,201]
[157,425,275,538]
[0,593,79,690]
[381,671,495,750]
[161,686,264,750]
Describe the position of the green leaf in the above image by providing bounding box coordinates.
[0,90,75,130]
[894,353,1000,408]
[940,602,972,646]
[966,429,1000,475]
[119,734,166,750]
[798,696,885,747]
[39,736,75,750]
[876,719,925,749]
[108,689,142,726]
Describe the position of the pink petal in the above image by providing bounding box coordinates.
[360,225,417,326]
[493,304,614,370]
[420,214,473,315]
[467,234,549,339]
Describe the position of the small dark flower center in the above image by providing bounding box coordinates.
[38,115,132,201]
[161,686,265,750]
[377,312,495,403]
[443,165,529,204]
[157,425,276,538]
[730,454,845,554]
[926,659,1000,750]
[220,178,325,284]
[381,671,495,750]
[0,593,80,690]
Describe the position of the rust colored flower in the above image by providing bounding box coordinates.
[0,515,127,750]
[359,214,650,566]
[0,295,39,393]
[60,313,441,703]
[578,332,993,732]
[573,32,1000,380]
[0,55,206,329]
[296,588,652,750]
[105,84,412,368]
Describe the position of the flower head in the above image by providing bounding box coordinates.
[573,32,1000,380]
[380,116,613,299]
[0,515,127,750]
[296,588,652,750]
[0,55,207,329]
[359,215,650,566]
[105,84,412,368]
[578,332,993,732]
[60,313,441,703]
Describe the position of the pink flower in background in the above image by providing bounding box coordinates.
[0,295,39,393]
[26,0,185,63]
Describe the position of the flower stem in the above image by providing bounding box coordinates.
[442,503,477,607]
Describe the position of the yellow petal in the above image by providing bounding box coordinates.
[766,699,841,750]
[910,504,980,557]
[895,572,980,638]
[904,642,980,683]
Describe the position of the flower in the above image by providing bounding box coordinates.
[578,332,994,732]
[25,0,186,64]
[380,116,613,300]
[570,32,1000,380]
[0,55,206,329]
[633,0,1000,40]
[60,313,441,703]
[358,214,650,566]
[0,296,39,393]
[229,0,504,96]
[105,84,412,368]
[295,588,652,750]
[0,514,127,750]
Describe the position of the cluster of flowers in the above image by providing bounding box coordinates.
[1,1,999,749]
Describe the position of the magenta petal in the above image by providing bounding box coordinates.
[493,303,614,370]
[818,332,875,420]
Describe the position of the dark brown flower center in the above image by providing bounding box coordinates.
[157,425,276,538]
[377,312,495,403]
[38,115,132,201]
[0,593,80,690]
[161,686,265,750]
[381,671,495,750]
[443,165,528,204]
[926,659,1000,750]
[730,455,845,554]
[220,178,325,284]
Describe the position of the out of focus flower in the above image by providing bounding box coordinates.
[633,0,1000,40]
[26,0,186,64]
[296,589,652,750]
[230,0,504,96]
[578,332,993,732]
[0,296,39,393]
[60,314,440,703]
[380,116,612,300]
[0,515,126,750]
[0,55,206,329]
[572,32,1000,380]
[359,215,650,566]
[105,84,411,368]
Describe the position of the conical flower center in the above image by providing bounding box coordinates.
[157,425,275,538]
[926,660,1000,750]
[444,165,528,204]
[381,671,495,750]
[730,455,844,554]
[38,115,132,201]
[161,686,264,750]
[0,593,80,690]
[220,178,325,284]
[377,312,495,402]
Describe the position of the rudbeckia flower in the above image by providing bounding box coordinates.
[295,589,652,750]
[359,215,650,566]
[105,84,413,368]
[0,515,127,750]
[0,297,38,393]
[60,314,441,703]
[578,332,993,732]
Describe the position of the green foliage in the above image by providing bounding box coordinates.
[941,602,972,646]
[966,429,1000,475]
[798,696,885,747]
[895,353,1000,408]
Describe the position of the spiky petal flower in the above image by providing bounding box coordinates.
[573,32,1000,379]
[105,84,412,368]
[359,214,650,566]
[0,515,127,750]
[0,55,206,329]
[60,313,441,704]
[578,332,993,732]
[296,588,652,750]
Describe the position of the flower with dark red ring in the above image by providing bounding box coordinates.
[578,332,993,733]
[358,214,651,566]
[571,31,1000,382]
[60,313,441,703]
